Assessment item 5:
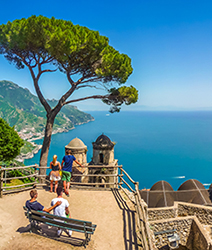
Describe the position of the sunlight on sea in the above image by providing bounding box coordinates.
[25,111,212,190]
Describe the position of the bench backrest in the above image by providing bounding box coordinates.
[24,207,96,234]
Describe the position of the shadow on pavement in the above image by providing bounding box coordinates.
[112,188,142,250]
[17,223,85,247]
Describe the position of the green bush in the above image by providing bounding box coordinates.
[0,118,24,161]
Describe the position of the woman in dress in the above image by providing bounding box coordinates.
[50,155,61,193]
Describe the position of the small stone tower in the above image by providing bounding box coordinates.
[65,137,87,165]
[90,134,118,188]
[92,134,115,165]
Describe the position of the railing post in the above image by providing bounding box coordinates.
[119,165,123,188]
[34,164,38,188]
[0,166,3,198]
[38,165,47,184]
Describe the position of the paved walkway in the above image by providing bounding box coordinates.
[0,188,140,250]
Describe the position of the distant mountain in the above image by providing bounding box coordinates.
[0,80,94,133]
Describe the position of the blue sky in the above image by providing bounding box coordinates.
[1,0,212,111]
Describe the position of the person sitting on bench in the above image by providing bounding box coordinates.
[25,189,61,213]
[51,186,72,237]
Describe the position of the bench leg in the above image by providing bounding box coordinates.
[30,221,35,233]
[84,233,91,247]
[30,220,42,233]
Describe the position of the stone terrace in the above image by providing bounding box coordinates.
[0,189,142,250]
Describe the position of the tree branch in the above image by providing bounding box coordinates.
[43,56,54,64]
[64,94,109,105]
[51,85,77,117]
[40,69,57,74]
[67,72,74,86]
[27,64,51,114]
[34,78,51,114]
[32,52,38,65]
[80,76,103,84]
[76,84,104,91]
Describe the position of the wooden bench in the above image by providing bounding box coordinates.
[23,206,97,247]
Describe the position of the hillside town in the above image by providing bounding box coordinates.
[15,126,74,162]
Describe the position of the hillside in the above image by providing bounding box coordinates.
[0,80,94,134]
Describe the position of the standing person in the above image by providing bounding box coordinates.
[61,149,84,196]
[50,155,61,193]
[25,189,61,212]
[51,186,72,237]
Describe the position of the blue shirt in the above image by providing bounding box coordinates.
[25,200,44,211]
[62,155,76,172]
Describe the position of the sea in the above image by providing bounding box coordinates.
[25,111,212,191]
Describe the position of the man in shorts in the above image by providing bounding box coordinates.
[61,149,84,196]
[25,189,62,212]
[51,186,72,237]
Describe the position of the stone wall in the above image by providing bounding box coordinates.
[148,202,212,224]
[71,148,87,166]
[147,202,212,249]
[148,204,177,221]
[92,148,114,165]
[149,216,194,248]
[186,217,211,250]
[178,203,212,225]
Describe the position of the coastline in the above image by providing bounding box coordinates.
[16,144,42,163]
[16,118,95,162]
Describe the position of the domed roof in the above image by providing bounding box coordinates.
[178,179,205,191]
[155,193,175,208]
[140,179,212,208]
[92,134,114,150]
[150,181,174,191]
[65,137,87,150]
[177,179,211,205]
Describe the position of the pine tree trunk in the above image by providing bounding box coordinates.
[39,115,55,183]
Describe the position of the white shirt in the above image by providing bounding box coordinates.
[51,197,69,217]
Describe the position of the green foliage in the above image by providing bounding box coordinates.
[96,46,133,84]
[50,22,133,84]
[7,169,35,183]
[103,86,138,112]
[1,161,36,186]
[0,16,137,112]
[0,118,24,161]
[0,15,138,168]
[0,16,57,69]
[20,140,36,154]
